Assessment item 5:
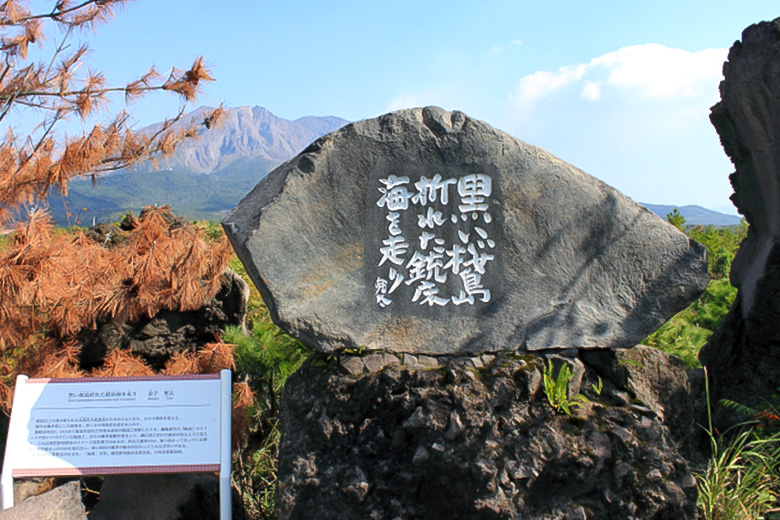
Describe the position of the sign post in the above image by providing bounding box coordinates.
[0,370,232,519]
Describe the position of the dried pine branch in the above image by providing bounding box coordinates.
[0,2,232,412]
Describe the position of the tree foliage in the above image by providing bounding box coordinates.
[666,208,686,231]
[644,210,748,369]
[0,205,237,407]
[0,0,223,224]
[0,1,234,410]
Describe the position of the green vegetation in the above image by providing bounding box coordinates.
[697,373,780,520]
[648,214,780,518]
[225,255,311,519]
[542,359,589,415]
[591,376,603,396]
[643,210,747,369]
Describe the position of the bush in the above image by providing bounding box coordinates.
[643,279,737,369]
[645,211,746,369]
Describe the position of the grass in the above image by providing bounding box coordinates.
[225,255,311,519]
[697,372,780,519]
[697,427,780,519]
[643,278,737,369]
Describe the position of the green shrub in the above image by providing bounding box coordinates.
[225,261,311,519]
[643,279,737,369]
[225,322,309,418]
[644,211,746,369]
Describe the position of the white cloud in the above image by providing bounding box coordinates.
[490,45,505,55]
[590,44,726,99]
[511,64,587,103]
[511,39,524,46]
[510,44,727,111]
[502,43,733,210]
[580,80,601,101]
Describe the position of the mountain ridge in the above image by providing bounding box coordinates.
[641,203,742,227]
[138,105,348,174]
[45,106,742,227]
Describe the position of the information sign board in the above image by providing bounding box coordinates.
[0,371,231,518]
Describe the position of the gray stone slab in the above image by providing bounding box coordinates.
[223,107,708,354]
[0,481,85,520]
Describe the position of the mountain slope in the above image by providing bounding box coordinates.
[140,106,348,174]
[47,106,348,224]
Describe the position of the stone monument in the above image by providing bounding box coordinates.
[223,107,709,519]
[223,106,707,356]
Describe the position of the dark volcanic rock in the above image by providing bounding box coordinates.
[79,268,249,368]
[276,348,697,520]
[89,474,246,520]
[223,107,708,355]
[700,18,780,429]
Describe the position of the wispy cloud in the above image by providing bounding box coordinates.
[385,87,464,113]
[588,44,726,99]
[503,43,733,210]
[509,44,727,112]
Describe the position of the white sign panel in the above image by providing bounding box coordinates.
[1,371,231,518]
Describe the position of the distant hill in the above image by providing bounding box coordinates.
[44,109,744,228]
[641,203,743,227]
[47,106,348,225]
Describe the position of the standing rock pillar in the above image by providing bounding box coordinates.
[700,18,780,430]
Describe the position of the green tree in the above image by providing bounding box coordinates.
[666,208,686,231]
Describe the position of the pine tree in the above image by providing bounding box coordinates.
[0,0,238,410]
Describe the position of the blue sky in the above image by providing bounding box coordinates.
[38,1,780,213]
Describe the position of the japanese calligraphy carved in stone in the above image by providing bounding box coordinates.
[222,107,708,354]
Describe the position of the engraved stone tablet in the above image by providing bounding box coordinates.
[222,107,708,354]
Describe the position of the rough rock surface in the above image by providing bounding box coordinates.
[78,268,249,368]
[223,107,708,355]
[89,474,246,520]
[276,347,697,520]
[0,481,85,520]
[700,18,780,429]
